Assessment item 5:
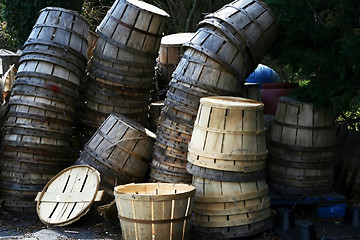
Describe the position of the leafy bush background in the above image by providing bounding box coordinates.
[0,0,83,50]
[0,0,359,126]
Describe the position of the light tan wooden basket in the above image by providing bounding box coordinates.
[114,183,195,240]
[188,96,267,172]
[191,176,271,228]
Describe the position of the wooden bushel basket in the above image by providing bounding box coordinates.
[270,97,336,149]
[85,83,150,108]
[191,176,271,231]
[201,0,280,64]
[149,100,164,132]
[90,55,155,87]
[148,141,192,184]
[171,48,239,94]
[148,165,192,184]
[191,218,272,239]
[83,102,149,128]
[156,33,195,90]
[91,37,156,73]
[75,113,155,198]
[26,7,89,59]
[149,154,192,184]
[186,163,266,182]
[188,96,267,172]
[84,84,149,115]
[114,183,195,240]
[157,121,191,145]
[85,75,152,101]
[22,42,87,75]
[184,25,254,82]
[0,133,73,212]
[335,129,360,198]
[97,0,169,55]
[160,105,197,131]
[9,84,77,118]
[267,96,336,196]
[17,48,83,87]
[239,83,261,101]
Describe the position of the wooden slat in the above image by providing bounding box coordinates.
[37,191,103,203]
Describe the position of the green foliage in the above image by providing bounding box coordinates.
[81,0,233,35]
[0,0,84,49]
[0,22,17,51]
[266,0,360,117]
[82,0,113,31]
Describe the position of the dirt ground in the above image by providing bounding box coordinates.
[0,208,122,239]
[0,204,359,240]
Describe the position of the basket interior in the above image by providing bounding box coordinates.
[114,183,194,196]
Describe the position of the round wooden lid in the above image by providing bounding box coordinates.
[36,165,101,226]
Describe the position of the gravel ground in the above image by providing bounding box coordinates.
[0,204,358,240]
[0,208,122,240]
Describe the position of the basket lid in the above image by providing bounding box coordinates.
[35,165,103,226]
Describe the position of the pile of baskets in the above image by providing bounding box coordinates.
[149,0,280,184]
[0,7,89,211]
[188,96,272,238]
[267,97,336,197]
[81,0,169,136]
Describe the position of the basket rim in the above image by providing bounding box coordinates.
[125,0,170,17]
[114,183,196,201]
[160,32,195,46]
[39,7,90,26]
[200,96,264,109]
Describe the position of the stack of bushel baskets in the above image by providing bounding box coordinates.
[267,96,336,197]
[0,7,89,211]
[188,96,272,238]
[82,0,170,137]
[148,0,280,184]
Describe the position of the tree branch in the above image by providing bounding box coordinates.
[185,0,199,32]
